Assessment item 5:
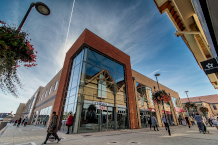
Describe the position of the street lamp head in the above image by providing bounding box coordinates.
[35,2,50,15]
[154,73,160,77]
[185,91,188,93]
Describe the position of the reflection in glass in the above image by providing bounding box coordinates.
[71,63,81,89]
[61,47,128,133]
[115,63,124,76]
[87,49,102,67]
[103,56,115,73]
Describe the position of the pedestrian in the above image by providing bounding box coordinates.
[208,117,213,127]
[211,115,216,127]
[162,115,168,130]
[194,113,205,134]
[151,114,159,131]
[66,112,74,134]
[148,116,152,130]
[185,115,190,128]
[41,111,61,144]
[22,118,25,125]
[24,117,28,127]
[212,117,218,130]
[178,115,182,125]
[17,118,21,127]
[190,116,195,125]
[14,120,18,126]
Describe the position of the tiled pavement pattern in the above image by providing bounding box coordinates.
[0,124,218,145]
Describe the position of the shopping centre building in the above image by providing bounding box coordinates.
[17,29,184,133]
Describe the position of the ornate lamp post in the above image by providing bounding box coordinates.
[154,73,171,136]
[18,2,50,31]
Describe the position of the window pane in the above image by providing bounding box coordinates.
[85,63,102,89]
[49,86,52,95]
[68,87,77,98]
[71,63,81,89]
[79,62,86,85]
[115,63,124,76]
[75,49,84,65]
[87,49,102,67]
[116,75,124,92]
[83,47,88,61]
[103,56,115,73]
[68,69,74,90]
[68,96,76,105]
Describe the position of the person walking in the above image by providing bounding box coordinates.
[190,116,195,125]
[178,115,182,125]
[24,117,28,127]
[41,111,61,144]
[208,117,213,127]
[185,115,190,128]
[162,115,168,130]
[148,116,152,130]
[151,115,159,131]
[14,120,18,126]
[195,113,205,134]
[22,118,25,125]
[17,118,22,127]
[66,112,74,134]
[212,117,218,130]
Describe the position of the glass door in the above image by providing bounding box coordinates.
[101,106,116,131]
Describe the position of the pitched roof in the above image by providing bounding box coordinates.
[181,94,218,104]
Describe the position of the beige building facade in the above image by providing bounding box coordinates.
[181,94,218,117]
[132,70,184,128]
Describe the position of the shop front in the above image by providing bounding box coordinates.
[59,47,129,134]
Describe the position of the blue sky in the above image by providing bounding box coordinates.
[0,0,217,113]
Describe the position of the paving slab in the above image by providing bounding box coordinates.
[0,124,218,145]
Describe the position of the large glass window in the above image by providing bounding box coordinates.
[135,82,154,128]
[60,47,128,134]
[36,106,52,127]
[87,49,102,67]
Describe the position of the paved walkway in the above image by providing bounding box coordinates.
[0,124,218,145]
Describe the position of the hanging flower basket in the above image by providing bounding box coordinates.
[199,107,208,114]
[185,102,196,110]
[0,20,37,97]
[152,90,170,104]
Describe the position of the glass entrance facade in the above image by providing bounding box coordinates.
[60,47,128,134]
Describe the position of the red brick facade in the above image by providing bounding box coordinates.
[53,29,138,129]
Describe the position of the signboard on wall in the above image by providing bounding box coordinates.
[200,58,218,75]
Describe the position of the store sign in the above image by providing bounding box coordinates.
[93,101,108,106]
[200,58,218,75]
[96,105,106,110]
[148,108,155,112]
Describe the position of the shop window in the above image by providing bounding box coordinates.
[213,104,217,110]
